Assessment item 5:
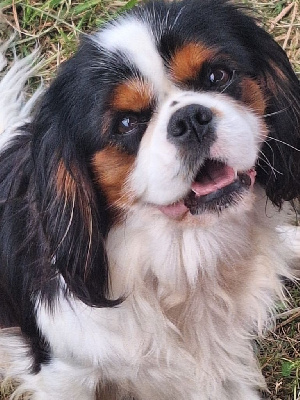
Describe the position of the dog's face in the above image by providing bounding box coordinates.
[93,26,263,220]
[29,0,300,304]
[91,4,266,222]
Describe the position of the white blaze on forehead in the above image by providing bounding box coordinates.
[94,17,169,94]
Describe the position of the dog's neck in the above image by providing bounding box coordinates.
[106,186,283,304]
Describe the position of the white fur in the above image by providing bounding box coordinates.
[0,40,43,150]
[277,224,300,257]
[94,18,171,96]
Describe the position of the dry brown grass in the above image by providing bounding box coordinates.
[0,0,299,399]
[242,0,300,75]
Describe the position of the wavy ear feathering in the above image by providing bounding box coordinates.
[0,49,120,314]
[31,46,127,308]
[248,25,300,206]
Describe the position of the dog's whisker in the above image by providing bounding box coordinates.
[263,108,289,118]
[265,136,300,152]
[257,151,283,177]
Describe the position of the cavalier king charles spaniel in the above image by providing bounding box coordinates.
[0,0,299,399]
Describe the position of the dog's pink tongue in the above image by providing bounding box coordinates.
[191,164,235,196]
[157,201,188,219]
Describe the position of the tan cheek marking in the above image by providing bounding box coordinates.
[171,43,215,83]
[92,147,135,208]
[241,78,266,115]
[111,80,153,111]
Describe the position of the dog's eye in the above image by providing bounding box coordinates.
[209,68,232,88]
[118,116,139,134]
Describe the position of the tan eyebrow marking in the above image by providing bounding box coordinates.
[111,79,153,112]
[170,43,215,83]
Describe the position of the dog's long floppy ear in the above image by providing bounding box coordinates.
[249,24,300,207]
[30,52,121,308]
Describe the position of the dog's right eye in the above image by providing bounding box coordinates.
[118,115,139,135]
[111,110,152,154]
[116,111,151,136]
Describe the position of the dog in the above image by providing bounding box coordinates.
[0,0,299,399]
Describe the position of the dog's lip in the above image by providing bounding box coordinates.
[157,161,256,219]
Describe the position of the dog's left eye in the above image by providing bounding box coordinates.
[209,68,232,88]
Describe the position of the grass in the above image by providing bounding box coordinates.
[0,0,299,399]
[259,281,300,400]
[242,0,300,76]
[0,0,140,82]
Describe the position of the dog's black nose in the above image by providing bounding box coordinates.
[167,104,213,142]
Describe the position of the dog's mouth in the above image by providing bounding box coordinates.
[158,159,256,218]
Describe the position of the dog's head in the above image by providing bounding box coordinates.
[29,0,300,304]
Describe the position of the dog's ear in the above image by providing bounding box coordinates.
[30,53,121,308]
[251,26,300,207]
[38,155,118,307]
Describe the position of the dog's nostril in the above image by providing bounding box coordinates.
[195,108,213,125]
[174,120,188,137]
